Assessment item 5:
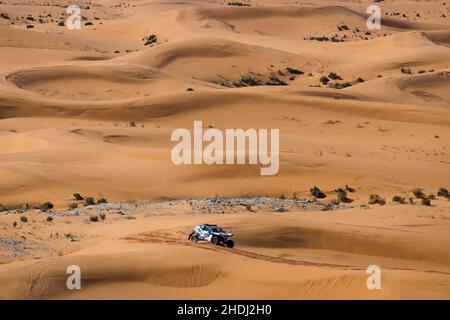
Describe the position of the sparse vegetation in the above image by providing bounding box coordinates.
[85,197,95,206]
[46,216,53,222]
[99,213,106,220]
[40,201,54,211]
[89,215,99,222]
[20,216,28,223]
[69,203,78,210]
[286,68,304,75]
[401,67,412,75]
[332,82,352,89]
[368,194,386,205]
[437,188,449,198]
[227,1,251,6]
[328,72,343,80]
[412,188,426,199]
[305,36,344,42]
[97,198,107,204]
[336,188,352,203]
[65,233,76,240]
[310,185,326,198]
[345,185,356,193]
[235,75,262,87]
[143,34,157,46]
[421,198,431,206]
[319,76,329,85]
[392,195,406,204]
[73,193,84,200]
[265,75,287,86]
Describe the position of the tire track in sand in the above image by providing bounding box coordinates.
[121,229,450,276]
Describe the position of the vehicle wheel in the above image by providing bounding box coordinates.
[188,232,194,240]
[211,236,220,245]
[225,240,234,248]
[190,235,199,243]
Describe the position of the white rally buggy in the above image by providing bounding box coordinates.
[188,224,235,248]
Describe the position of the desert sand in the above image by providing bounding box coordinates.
[0,0,449,299]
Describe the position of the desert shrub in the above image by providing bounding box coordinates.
[68,203,78,210]
[330,198,340,206]
[144,34,157,46]
[99,213,106,220]
[437,188,449,198]
[345,185,356,193]
[85,197,95,206]
[65,233,75,240]
[368,194,386,205]
[129,121,136,127]
[40,201,54,211]
[96,198,107,204]
[336,188,352,203]
[330,36,344,42]
[328,72,343,80]
[421,198,431,206]
[73,193,84,200]
[228,1,251,6]
[355,77,365,83]
[392,195,405,204]
[237,75,262,87]
[428,194,436,200]
[186,87,194,91]
[89,215,99,222]
[0,204,6,212]
[286,68,304,75]
[46,216,53,222]
[13,221,17,227]
[319,76,330,85]
[310,185,326,198]
[333,82,352,89]
[412,188,426,199]
[266,75,287,86]
[401,67,412,75]
[20,216,28,223]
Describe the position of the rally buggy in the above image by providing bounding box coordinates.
[188,224,235,248]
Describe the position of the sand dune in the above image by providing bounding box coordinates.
[1,203,449,299]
